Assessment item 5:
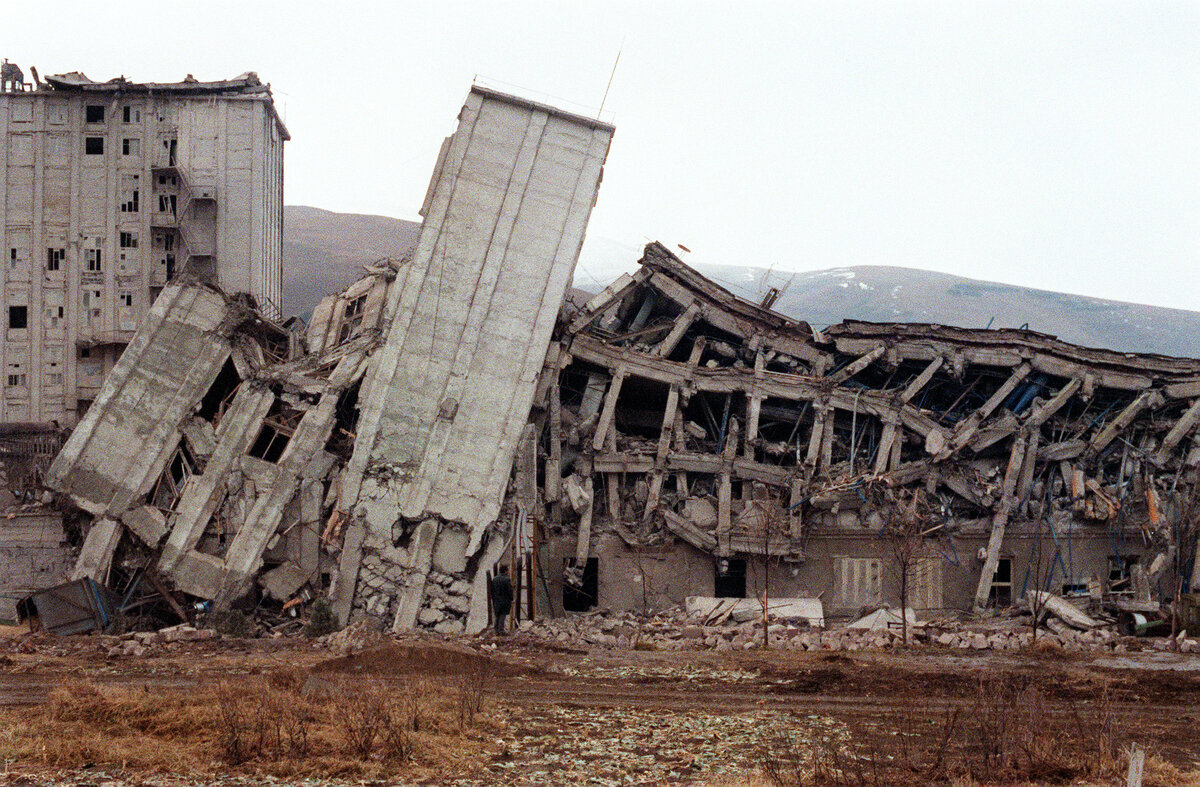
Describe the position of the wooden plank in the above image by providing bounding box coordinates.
[592,365,628,451]
[1016,428,1040,501]
[874,417,898,475]
[653,301,700,357]
[1087,389,1164,456]
[826,345,886,385]
[1152,398,1200,465]
[1025,376,1083,427]
[1038,439,1086,461]
[900,356,944,402]
[568,271,645,333]
[643,384,682,521]
[941,362,1031,456]
[973,431,1028,612]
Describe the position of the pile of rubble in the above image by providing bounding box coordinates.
[517,605,1198,654]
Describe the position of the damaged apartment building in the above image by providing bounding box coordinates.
[25,82,1200,634]
[0,64,287,617]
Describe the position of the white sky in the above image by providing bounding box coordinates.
[7,2,1200,309]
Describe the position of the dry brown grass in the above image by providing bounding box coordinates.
[759,670,1198,787]
[0,667,499,779]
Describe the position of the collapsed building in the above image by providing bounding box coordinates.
[38,86,615,633]
[24,84,1200,634]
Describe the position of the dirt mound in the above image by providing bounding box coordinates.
[312,641,535,679]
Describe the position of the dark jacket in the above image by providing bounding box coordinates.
[490,572,513,611]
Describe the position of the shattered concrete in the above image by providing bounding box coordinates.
[39,85,615,634]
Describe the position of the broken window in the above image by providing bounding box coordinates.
[337,294,368,344]
[44,348,63,387]
[988,558,1012,607]
[150,443,197,510]
[119,291,133,308]
[6,364,26,388]
[46,248,64,271]
[835,557,883,609]
[8,305,27,330]
[84,137,104,155]
[562,557,598,611]
[85,105,105,123]
[85,249,103,272]
[157,194,177,216]
[121,138,140,157]
[714,558,747,598]
[119,175,140,213]
[44,292,64,328]
[196,359,242,423]
[1108,555,1138,586]
[82,289,103,321]
[119,231,138,249]
[249,401,300,463]
[122,105,140,124]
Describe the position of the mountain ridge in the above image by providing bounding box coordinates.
[282,206,1200,358]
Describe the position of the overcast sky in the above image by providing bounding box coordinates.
[7,2,1200,310]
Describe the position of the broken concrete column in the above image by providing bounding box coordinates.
[71,518,122,583]
[331,522,366,626]
[391,518,438,632]
[120,505,167,547]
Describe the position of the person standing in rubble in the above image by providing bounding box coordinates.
[490,564,513,635]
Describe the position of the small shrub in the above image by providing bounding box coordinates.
[210,609,253,638]
[306,597,339,638]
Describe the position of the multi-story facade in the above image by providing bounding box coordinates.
[0,68,287,425]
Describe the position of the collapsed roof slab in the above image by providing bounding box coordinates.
[340,87,614,631]
[45,283,238,518]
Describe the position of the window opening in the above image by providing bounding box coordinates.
[249,401,300,463]
[196,358,242,423]
[46,248,64,271]
[988,558,1013,607]
[119,231,138,249]
[85,137,104,155]
[8,305,27,330]
[85,105,104,123]
[150,443,197,510]
[562,557,599,612]
[714,558,747,598]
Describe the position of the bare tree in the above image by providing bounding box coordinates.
[745,489,792,649]
[871,483,934,646]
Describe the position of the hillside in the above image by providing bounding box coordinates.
[282,207,1200,358]
[283,206,421,318]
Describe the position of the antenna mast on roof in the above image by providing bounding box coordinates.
[598,37,624,117]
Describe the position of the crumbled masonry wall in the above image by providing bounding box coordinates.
[0,510,71,620]
[526,242,1200,620]
[36,85,1200,633]
[39,86,615,635]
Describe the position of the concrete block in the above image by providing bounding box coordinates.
[431,527,470,574]
[71,518,122,583]
[259,562,310,601]
[121,505,168,547]
[170,550,225,599]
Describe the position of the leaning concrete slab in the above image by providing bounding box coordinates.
[341,86,613,632]
[46,283,236,518]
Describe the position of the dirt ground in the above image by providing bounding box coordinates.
[1,625,1198,786]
